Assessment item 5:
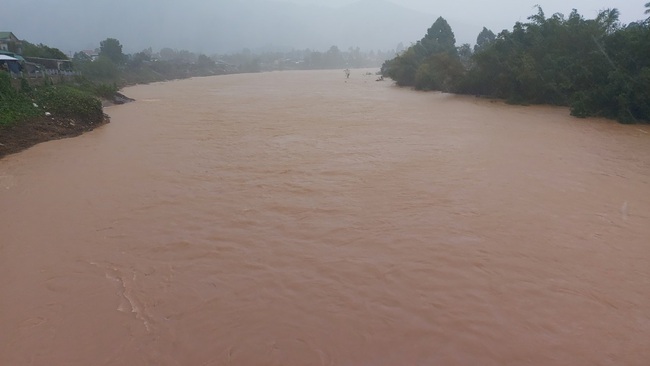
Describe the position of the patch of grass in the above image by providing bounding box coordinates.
[33,85,104,123]
[0,73,40,127]
[1,72,105,128]
[67,76,118,99]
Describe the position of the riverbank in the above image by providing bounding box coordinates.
[0,91,131,158]
[0,113,110,158]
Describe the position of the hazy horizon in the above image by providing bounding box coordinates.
[1,0,645,56]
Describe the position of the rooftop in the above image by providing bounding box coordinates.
[0,32,17,39]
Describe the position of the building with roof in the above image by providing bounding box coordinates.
[0,32,23,54]
[81,49,99,61]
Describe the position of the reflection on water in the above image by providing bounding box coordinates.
[1,70,650,366]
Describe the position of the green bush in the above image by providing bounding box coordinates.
[0,72,40,126]
[0,72,15,99]
[33,85,103,123]
[20,77,32,93]
[75,56,119,82]
[93,83,118,99]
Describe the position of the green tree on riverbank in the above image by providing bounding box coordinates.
[382,6,650,123]
[99,38,125,65]
[382,17,461,91]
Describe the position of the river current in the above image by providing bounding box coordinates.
[1,69,649,365]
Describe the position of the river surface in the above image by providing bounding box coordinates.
[1,69,650,366]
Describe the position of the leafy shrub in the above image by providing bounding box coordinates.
[75,56,119,82]
[88,82,118,99]
[0,72,15,99]
[20,77,32,93]
[33,85,103,123]
[0,72,40,126]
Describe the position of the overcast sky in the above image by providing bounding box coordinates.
[294,0,644,22]
[376,0,645,49]
[1,0,646,54]
[297,0,645,30]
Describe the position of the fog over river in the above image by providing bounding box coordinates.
[1,69,649,365]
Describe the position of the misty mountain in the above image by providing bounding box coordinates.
[2,0,438,55]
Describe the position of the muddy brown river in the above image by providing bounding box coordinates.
[1,69,649,365]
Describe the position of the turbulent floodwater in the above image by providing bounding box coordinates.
[1,69,650,366]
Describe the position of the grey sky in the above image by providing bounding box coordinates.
[292,0,644,34]
[300,0,643,31]
[1,0,646,55]
[292,0,643,23]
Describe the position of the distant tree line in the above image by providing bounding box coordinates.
[382,5,650,123]
[10,34,397,114]
[64,37,394,87]
[218,45,393,73]
[68,38,225,86]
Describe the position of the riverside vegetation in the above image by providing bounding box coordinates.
[0,71,106,157]
[382,5,650,124]
[0,73,103,126]
[1,38,236,157]
[2,36,395,157]
[3,6,649,158]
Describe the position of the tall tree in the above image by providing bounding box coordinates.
[197,54,215,68]
[324,45,344,68]
[128,51,151,68]
[159,48,177,61]
[421,17,458,57]
[99,38,125,64]
[474,27,496,52]
[382,16,462,90]
[596,8,620,34]
[457,43,473,68]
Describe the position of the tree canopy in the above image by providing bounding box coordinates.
[381,6,650,124]
[99,38,125,64]
[382,16,461,90]
[422,17,457,56]
[474,27,496,52]
[22,41,68,59]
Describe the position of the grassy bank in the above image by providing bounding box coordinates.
[1,52,222,157]
[0,72,107,158]
[1,73,105,125]
[0,74,41,127]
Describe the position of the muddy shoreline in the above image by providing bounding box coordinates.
[0,92,133,159]
[0,115,110,159]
